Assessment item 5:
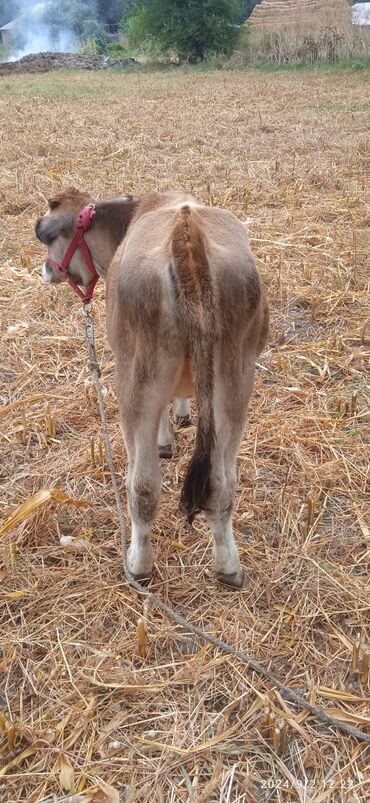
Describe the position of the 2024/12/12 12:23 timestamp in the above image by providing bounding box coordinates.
[259,777,357,791]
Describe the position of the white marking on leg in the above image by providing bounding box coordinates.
[206,365,248,585]
[126,412,162,577]
[127,519,154,578]
[207,509,242,579]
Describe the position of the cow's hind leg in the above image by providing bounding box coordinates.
[174,398,192,427]
[158,398,192,457]
[117,355,180,581]
[207,432,244,589]
[207,361,255,589]
[125,409,160,581]
[158,408,175,458]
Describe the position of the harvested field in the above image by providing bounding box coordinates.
[0,67,369,802]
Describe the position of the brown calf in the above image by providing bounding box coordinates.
[35,189,268,587]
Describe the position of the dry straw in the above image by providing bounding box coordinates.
[0,68,369,802]
[244,0,370,64]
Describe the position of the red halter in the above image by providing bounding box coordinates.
[47,204,99,304]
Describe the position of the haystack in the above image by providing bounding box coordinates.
[248,0,351,30]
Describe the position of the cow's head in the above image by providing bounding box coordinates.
[35,187,94,287]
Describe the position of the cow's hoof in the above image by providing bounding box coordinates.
[127,546,153,584]
[158,444,174,459]
[215,567,245,589]
[175,415,193,428]
[129,570,152,586]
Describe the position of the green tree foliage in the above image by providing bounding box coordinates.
[0,0,20,27]
[240,0,260,22]
[97,0,129,26]
[42,1,130,49]
[44,0,102,42]
[125,0,242,62]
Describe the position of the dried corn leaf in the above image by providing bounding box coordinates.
[59,754,75,792]
[0,588,34,600]
[139,719,240,756]
[82,674,167,693]
[81,785,120,803]
[0,488,90,537]
[137,617,148,659]
[0,393,46,416]
[0,747,37,776]
[94,783,120,803]
[170,539,187,550]
[329,624,368,657]
[354,508,370,542]
[323,707,370,725]
[317,687,368,702]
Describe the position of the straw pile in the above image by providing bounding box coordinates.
[0,68,369,802]
[245,0,358,64]
[248,0,351,29]
[243,0,370,66]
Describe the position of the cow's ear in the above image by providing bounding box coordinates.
[36,211,75,245]
[48,196,62,210]
[48,187,80,209]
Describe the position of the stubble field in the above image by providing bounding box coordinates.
[0,67,369,802]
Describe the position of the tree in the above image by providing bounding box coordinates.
[97,0,129,26]
[239,0,260,22]
[125,0,242,62]
[44,1,101,41]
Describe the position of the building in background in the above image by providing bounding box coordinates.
[0,18,17,48]
[352,3,370,25]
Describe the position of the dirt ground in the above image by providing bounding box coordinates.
[0,53,137,76]
[0,68,369,802]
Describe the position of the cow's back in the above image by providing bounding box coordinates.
[106,199,265,357]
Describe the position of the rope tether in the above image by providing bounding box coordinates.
[83,303,370,746]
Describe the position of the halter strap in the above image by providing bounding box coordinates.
[47,203,99,303]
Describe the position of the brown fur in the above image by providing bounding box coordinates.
[35,188,269,586]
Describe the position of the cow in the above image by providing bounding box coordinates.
[35,188,268,588]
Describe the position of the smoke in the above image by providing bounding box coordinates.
[6,1,89,60]
[2,1,124,61]
[13,27,77,60]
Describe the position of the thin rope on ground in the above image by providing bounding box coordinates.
[83,304,370,746]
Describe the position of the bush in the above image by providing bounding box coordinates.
[80,37,99,55]
[80,28,108,55]
[124,0,242,63]
[0,44,9,63]
[94,29,108,54]
[106,42,128,58]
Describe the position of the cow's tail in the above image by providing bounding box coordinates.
[170,205,215,523]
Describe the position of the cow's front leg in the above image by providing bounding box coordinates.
[158,407,175,458]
